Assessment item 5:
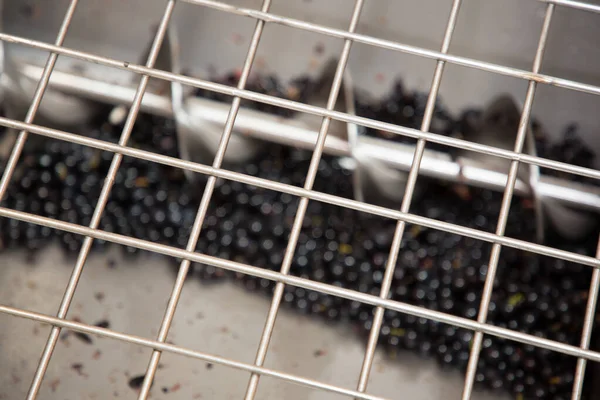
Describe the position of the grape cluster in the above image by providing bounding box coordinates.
[354,80,455,153]
[0,74,599,399]
[541,123,598,186]
[194,71,315,118]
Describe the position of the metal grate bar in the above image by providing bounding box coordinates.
[461,4,555,400]
[182,0,600,96]
[244,2,364,398]
[356,0,463,392]
[0,304,388,400]
[1,35,600,184]
[572,237,600,400]
[3,206,600,364]
[136,1,272,398]
[0,117,598,269]
[22,2,178,398]
[0,0,81,397]
[0,0,79,203]
[0,1,597,398]
[539,0,600,14]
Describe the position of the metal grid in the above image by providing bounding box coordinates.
[0,0,599,399]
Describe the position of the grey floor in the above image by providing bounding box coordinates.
[0,246,508,400]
